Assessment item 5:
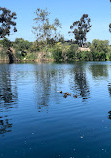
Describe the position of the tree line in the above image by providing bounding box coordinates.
[0,7,92,47]
[0,1,111,62]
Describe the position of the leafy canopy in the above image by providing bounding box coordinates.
[33,8,61,43]
[14,38,32,51]
[90,39,110,61]
[69,14,91,47]
[0,7,17,38]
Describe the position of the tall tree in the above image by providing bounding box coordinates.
[0,7,17,38]
[69,14,91,47]
[33,8,61,44]
[0,7,17,63]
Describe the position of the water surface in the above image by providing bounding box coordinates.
[0,62,111,158]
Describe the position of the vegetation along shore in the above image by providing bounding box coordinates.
[0,6,111,63]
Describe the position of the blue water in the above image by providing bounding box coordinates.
[0,62,111,158]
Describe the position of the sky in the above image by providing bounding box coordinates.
[1,0,111,43]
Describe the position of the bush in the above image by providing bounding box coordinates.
[90,39,110,61]
[80,51,93,61]
[13,38,32,52]
[52,43,63,61]
[52,43,79,61]
[66,44,78,61]
[2,38,12,48]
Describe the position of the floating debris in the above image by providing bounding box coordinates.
[60,91,62,93]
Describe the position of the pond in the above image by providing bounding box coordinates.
[0,61,111,158]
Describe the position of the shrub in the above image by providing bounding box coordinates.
[90,39,110,61]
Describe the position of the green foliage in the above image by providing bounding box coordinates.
[90,39,110,61]
[50,39,111,62]
[66,44,79,60]
[0,48,8,59]
[11,38,33,60]
[32,40,47,51]
[0,40,3,45]
[58,36,65,43]
[86,42,91,47]
[33,8,61,43]
[14,38,32,51]
[26,52,38,60]
[0,7,17,38]
[1,38,12,48]
[1,7,111,62]
[79,51,92,61]
[52,42,63,61]
[69,14,91,47]
[50,42,79,61]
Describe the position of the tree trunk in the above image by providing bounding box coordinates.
[7,48,14,64]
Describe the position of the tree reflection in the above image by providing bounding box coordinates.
[35,68,51,112]
[108,83,111,97]
[0,65,18,135]
[34,64,65,111]
[108,111,111,120]
[89,64,108,78]
[70,62,90,99]
[0,65,17,105]
[0,116,12,134]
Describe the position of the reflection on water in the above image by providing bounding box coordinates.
[34,64,66,111]
[1,62,111,158]
[89,64,108,78]
[0,65,18,135]
[72,62,90,99]
[108,83,111,97]
[0,116,12,134]
[34,65,52,110]
[0,65,18,105]
[108,114,111,119]
[108,111,111,120]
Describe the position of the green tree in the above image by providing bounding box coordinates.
[14,38,32,51]
[0,7,17,38]
[90,39,110,61]
[33,8,61,44]
[0,7,17,63]
[2,37,12,48]
[13,38,33,59]
[69,14,91,47]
